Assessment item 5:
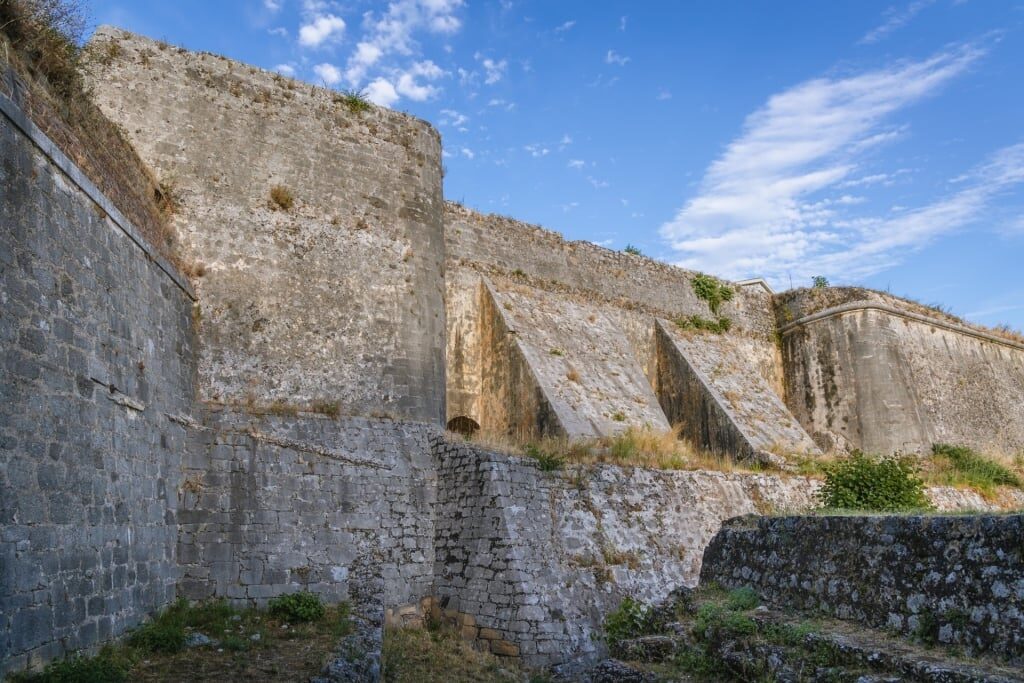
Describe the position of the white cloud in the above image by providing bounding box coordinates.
[660,46,989,283]
[605,50,630,66]
[268,27,288,37]
[342,0,464,87]
[274,63,296,76]
[486,98,514,110]
[394,59,446,101]
[439,109,468,127]
[657,89,672,101]
[560,134,572,145]
[620,16,627,31]
[860,0,935,45]
[365,77,399,107]
[264,0,282,11]
[313,62,342,85]
[525,144,549,158]
[299,14,346,47]
[587,176,609,188]
[460,147,475,159]
[554,20,576,33]
[567,159,585,169]
[479,55,507,84]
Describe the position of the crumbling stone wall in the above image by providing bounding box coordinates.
[86,27,446,424]
[0,93,196,674]
[432,440,818,673]
[779,289,1024,454]
[701,514,1024,664]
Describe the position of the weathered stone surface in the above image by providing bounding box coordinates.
[432,440,820,672]
[778,287,1024,455]
[701,514,1024,664]
[0,89,196,674]
[86,27,446,424]
[588,659,657,683]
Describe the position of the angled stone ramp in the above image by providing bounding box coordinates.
[654,319,820,463]
[483,278,671,438]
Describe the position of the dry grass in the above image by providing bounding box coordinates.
[382,625,522,683]
[461,425,765,474]
[1,0,178,260]
[269,185,294,211]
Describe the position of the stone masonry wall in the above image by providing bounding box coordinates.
[87,28,446,424]
[176,411,438,613]
[431,440,818,674]
[701,514,1024,664]
[780,295,1024,455]
[0,95,196,673]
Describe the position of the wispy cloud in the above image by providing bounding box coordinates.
[660,45,1001,284]
[567,159,586,169]
[478,54,508,84]
[554,20,576,33]
[860,0,935,44]
[605,49,630,66]
[313,62,342,84]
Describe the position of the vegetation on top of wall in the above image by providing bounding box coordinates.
[928,444,1022,497]
[602,596,659,651]
[623,244,642,256]
[335,87,372,114]
[811,275,829,288]
[466,426,766,475]
[691,273,735,315]
[817,452,931,512]
[10,597,353,683]
[1,0,179,260]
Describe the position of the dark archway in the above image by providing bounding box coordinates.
[446,415,480,437]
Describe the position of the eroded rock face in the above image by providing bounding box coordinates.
[701,514,1024,664]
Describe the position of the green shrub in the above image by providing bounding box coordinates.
[693,602,756,640]
[336,88,372,114]
[623,244,642,256]
[268,591,325,623]
[818,452,931,512]
[675,314,732,334]
[812,275,830,288]
[602,597,655,650]
[9,650,130,683]
[691,274,734,315]
[725,586,759,611]
[126,600,189,654]
[931,443,1021,494]
[525,443,564,472]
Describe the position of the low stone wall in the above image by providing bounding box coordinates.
[432,440,819,673]
[700,514,1024,664]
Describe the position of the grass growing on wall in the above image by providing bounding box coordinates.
[817,452,931,512]
[461,426,766,475]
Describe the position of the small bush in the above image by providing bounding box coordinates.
[610,411,626,422]
[336,88,372,114]
[725,586,759,611]
[812,275,830,288]
[818,451,931,512]
[693,602,756,640]
[268,591,325,623]
[311,400,341,418]
[126,600,188,654]
[603,597,656,650]
[931,443,1021,494]
[623,244,642,256]
[691,274,734,314]
[269,185,294,211]
[525,443,563,472]
[675,314,731,334]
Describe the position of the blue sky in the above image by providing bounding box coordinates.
[87,1,1024,329]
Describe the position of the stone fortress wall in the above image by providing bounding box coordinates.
[3,24,1024,678]
[86,27,446,424]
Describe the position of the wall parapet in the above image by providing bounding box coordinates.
[781,299,1024,352]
